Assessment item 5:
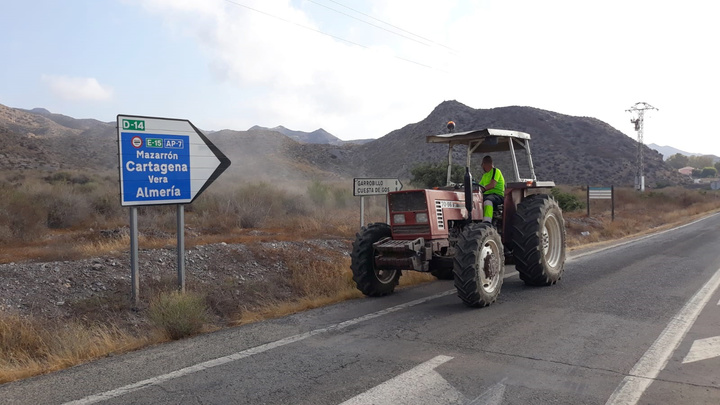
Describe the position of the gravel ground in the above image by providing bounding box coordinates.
[0,237,353,326]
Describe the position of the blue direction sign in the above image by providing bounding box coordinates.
[117,115,230,206]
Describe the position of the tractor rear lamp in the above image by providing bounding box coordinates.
[393,214,406,224]
[415,212,429,223]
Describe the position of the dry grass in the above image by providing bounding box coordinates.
[0,314,151,384]
[565,186,720,247]
[148,291,210,340]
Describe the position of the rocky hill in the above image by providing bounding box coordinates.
[296,100,687,187]
[248,125,342,145]
[0,101,688,187]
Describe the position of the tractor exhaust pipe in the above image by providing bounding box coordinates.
[464,167,473,221]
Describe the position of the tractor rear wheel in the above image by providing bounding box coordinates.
[350,223,400,296]
[511,194,566,286]
[453,223,505,307]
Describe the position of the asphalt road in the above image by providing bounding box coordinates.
[2,214,720,405]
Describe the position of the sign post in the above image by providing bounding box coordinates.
[587,185,614,221]
[117,115,230,305]
[353,178,403,227]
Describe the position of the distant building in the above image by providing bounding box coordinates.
[678,166,694,176]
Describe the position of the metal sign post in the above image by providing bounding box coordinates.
[129,207,139,306]
[353,178,403,228]
[587,185,615,221]
[177,204,185,293]
[117,115,230,304]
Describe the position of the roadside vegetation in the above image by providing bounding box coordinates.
[1,170,719,383]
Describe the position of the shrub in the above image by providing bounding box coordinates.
[0,191,46,241]
[701,167,717,178]
[307,180,331,206]
[332,186,352,209]
[551,188,585,212]
[411,163,464,188]
[192,182,307,232]
[45,189,93,229]
[148,291,208,340]
[43,171,91,185]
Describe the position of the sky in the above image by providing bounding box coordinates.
[1,0,719,155]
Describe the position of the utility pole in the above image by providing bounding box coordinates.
[626,102,658,192]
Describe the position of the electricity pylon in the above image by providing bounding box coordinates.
[626,102,658,192]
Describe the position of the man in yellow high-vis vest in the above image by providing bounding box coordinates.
[479,155,505,223]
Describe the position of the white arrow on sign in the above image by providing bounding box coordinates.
[117,115,231,206]
[353,178,403,196]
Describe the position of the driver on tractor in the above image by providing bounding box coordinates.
[479,155,505,223]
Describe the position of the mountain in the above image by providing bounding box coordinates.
[0,104,116,171]
[648,143,720,162]
[248,125,373,145]
[298,100,687,187]
[0,101,690,187]
[248,125,343,145]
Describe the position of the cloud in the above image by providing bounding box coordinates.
[133,0,462,138]
[41,75,114,101]
[133,0,720,151]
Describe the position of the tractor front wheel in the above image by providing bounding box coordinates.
[350,223,400,296]
[511,194,566,286]
[453,223,505,307]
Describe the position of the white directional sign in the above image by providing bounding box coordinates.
[117,115,230,206]
[354,178,403,196]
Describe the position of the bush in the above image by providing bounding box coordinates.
[307,180,331,206]
[192,182,308,232]
[45,189,93,229]
[551,188,585,212]
[148,291,208,340]
[0,190,46,241]
[411,163,464,188]
[701,167,717,178]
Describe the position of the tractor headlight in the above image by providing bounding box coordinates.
[393,214,406,224]
[416,213,429,223]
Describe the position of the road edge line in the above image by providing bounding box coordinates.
[605,267,720,405]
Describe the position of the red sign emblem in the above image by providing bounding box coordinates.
[131,136,143,148]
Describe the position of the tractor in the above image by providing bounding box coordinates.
[350,128,566,307]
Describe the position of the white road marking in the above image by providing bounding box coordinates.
[682,336,720,364]
[340,357,508,405]
[64,270,519,405]
[63,289,458,405]
[338,355,461,405]
[568,213,720,263]
[467,379,507,405]
[605,267,720,405]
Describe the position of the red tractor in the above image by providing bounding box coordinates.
[350,128,566,307]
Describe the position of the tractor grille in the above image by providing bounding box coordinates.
[389,191,427,212]
[392,224,431,235]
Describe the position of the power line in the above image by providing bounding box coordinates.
[317,0,458,54]
[223,0,369,49]
[222,0,441,71]
[305,0,433,48]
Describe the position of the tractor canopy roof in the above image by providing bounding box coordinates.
[426,128,531,153]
